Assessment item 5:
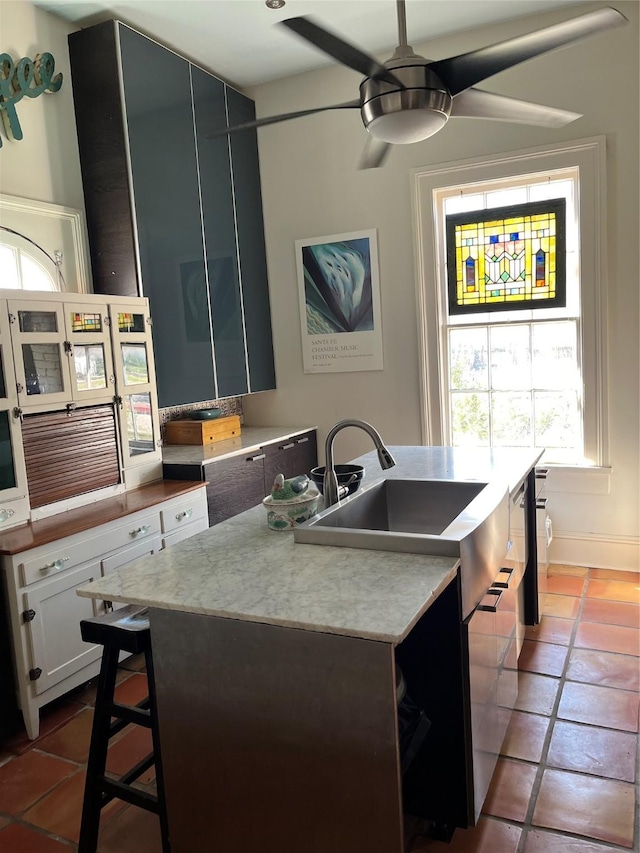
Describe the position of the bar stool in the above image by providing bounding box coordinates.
[78,605,170,853]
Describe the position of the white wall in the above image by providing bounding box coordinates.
[0,1,84,210]
[243,2,639,567]
[4,2,637,566]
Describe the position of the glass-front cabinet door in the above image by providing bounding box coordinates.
[0,305,29,522]
[8,300,73,408]
[64,304,114,402]
[109,304,161,469]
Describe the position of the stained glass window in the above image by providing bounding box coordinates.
[118,312,145,333]
[70,312,102,332]
[446,199,566,315]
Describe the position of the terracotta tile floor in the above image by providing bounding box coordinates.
[0,566,637,853]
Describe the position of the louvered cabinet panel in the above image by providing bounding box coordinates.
[22,405,121,508]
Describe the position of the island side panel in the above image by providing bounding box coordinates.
[150,609,405,853]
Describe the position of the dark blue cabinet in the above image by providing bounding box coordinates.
[69,22,275,407]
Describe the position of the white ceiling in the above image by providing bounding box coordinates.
[33,0,590,88]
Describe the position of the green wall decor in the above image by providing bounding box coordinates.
[0,52,63,148]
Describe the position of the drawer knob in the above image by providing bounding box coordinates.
[39,557,70,573]
[176,509,193,521]
[131,525,150,537]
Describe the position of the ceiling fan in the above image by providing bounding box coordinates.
[214,1,627,168]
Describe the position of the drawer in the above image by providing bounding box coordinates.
[160,492,208,535]
[20,511,161,586]
[102,535,162,573]
[162,517,208,549]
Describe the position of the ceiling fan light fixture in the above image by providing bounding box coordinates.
[366,108,449,144]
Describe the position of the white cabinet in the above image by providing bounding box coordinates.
[0,290,164,526]
[1,485,208,739]
[0,305,29,529]
[23,562,102,695]
[108,302,162,485]
[8,300,74,408]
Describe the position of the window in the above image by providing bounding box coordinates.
[0,230,60,291]
[413,138,608,467]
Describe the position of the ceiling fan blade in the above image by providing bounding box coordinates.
[451,88,582,128]
[205,100,360,138]
[430,7,627,96]
[358,137,392,170]
[281,16,404,88]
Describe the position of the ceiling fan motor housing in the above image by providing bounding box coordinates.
[360,52,452,144]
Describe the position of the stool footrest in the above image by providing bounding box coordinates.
[100,776,159,813]
[108,702,151,728]
[118,753,156,788]
[100,754,156,809]
[109,697,150,739]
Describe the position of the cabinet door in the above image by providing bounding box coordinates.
[109,304,161,470]
[263,431,318,490]
[0,305,28,511]
[8,301,73,408]
[226,88,276,393]
[63,303,115,402]
[118,26,216,408]
[206,452,266,526]
[191,68,248,398]
[23,562,102,695]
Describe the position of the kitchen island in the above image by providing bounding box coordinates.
[76,446,541,852]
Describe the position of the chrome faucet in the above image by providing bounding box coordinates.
[323,419,396,508]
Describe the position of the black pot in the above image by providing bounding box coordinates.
[310,464,365,497]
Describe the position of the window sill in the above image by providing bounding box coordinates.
[543,465,611,495]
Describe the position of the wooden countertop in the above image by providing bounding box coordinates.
[0,481,206,555]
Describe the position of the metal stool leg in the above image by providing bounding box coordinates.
[78,645,120,853]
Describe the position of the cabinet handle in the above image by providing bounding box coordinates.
[176,509,193,521]
[535,468,549,479]
[247,453,265,462]
[296,436,309,444]
[536,497,548,510]
[477,589,504,612]
[130,525,151,537]
[39,557,70,574]
[493,568,514,589]
[280,443,295,451]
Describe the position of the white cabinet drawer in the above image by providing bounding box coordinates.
[160,492,207,535]
[19,511,161,586]
[162,517,208,549]
[102,535,162,573]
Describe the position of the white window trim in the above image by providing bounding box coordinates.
[411,136,609,471]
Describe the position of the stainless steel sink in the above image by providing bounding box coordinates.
[294,477,509,619]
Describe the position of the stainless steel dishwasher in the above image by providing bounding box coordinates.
[465,550,519,824]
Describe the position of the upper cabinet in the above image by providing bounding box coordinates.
[0,307,29,526]
[68,22,276,407]
[108,303,161,473]
[0,290,162,530]
[8,300,115,409]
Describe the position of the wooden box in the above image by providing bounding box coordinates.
[165,415,242,446]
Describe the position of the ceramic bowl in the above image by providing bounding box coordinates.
[310,464,365,497]
[262,487,321,531]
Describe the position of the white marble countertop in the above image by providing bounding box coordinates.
[162,425,316,467]
[352,445,543,497]
[77,446,540,643]
[77,504,459,643]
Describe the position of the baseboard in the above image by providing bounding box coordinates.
[549,531,640,571]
